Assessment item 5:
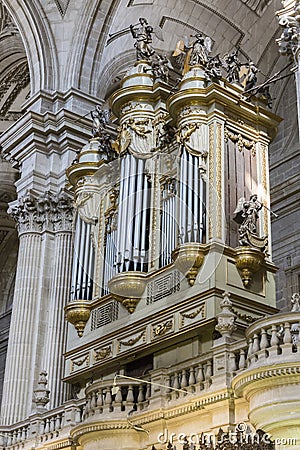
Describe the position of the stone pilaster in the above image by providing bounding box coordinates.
[0,191,73,425]
[42,194,73,409]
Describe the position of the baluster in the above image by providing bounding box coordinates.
[0,432,4,446]
[238,349,246,370]
[137,385,145,410]
[114,385,123,411]
[12,430,17,444]
[125,384,135,410]
[197,364,204,389]
[60,412,65,428]
[105,387,113,411]
[270,325,279,347]
[205,360,213,379]
[145,382,151,400]
[247,338,253,359]
[22,426,27,441]
[229,352,237,372]
[44,418,50,434]
[7,432,12,446]
[181,369,188,388]
[260,328,268,350]
[39,420,45,435]
[86,394,92,417]
[16,428,21,442]
[189,366,196,386]
[283,322,292,344]
[252,333,260,353]
[50,416,56,432]
[267,324,281,358]
[204,360,212,388]
[90,391,97,415]
[96,388,103,413]
[173,372,179,390]
[55,414,61,430]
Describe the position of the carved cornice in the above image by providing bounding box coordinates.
[8,191,73,234]
[233,362,300,398]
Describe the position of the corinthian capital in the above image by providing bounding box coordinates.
[8,190,74,234]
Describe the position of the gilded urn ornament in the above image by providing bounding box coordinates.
[235,246,265,287]
[64,300,91,337]
[108,271,147,313]
[172,243,206,286]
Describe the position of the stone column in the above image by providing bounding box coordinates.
[0,191,73,425]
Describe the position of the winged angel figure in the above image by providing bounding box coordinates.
[173,33,212,74]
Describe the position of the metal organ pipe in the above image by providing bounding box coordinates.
[179,148,206,246]
[193,155,199,242]
[180,148,188,243]
[140,170,149,271]
[71,216,94,300]
[70,215,80,300]
[125,156,137,271]
[133,159,144,270]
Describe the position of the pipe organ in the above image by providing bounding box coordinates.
[65,60,279,326]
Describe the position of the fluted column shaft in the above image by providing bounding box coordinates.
[42,230,73,409]
[0,191,73,425]
[1,231,44,424]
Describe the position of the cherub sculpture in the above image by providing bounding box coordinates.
[234,194,268,251]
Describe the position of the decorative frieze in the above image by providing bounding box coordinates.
[94,346,112,362]
[71,354,90,372]
[179,304,206,328]
[8,190,73,234]
[152,319,173,338]
[117,330,146,352]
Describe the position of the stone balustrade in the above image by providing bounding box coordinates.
[84,378,151,418]
[0,399,85,449]
[244,312,300,368]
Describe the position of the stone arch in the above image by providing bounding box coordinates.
[1,0,59,94]
[65,0,121,96]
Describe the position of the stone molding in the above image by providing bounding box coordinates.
[232,362,300,397]
[8,190,73,234]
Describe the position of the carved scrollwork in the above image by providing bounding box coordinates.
[153,319,173,337]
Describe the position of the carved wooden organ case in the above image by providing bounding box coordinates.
[65,62,281,339]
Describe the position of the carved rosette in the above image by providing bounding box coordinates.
[8,190,73,234]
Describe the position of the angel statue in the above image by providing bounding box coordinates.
[130,17,164,61]
[243,61,259,92]
[233,194,268,251]
[173,33,212,74]
[223,49,242,84]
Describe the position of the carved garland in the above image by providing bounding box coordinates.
[224,129,256,157]
[119,331,145,347]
